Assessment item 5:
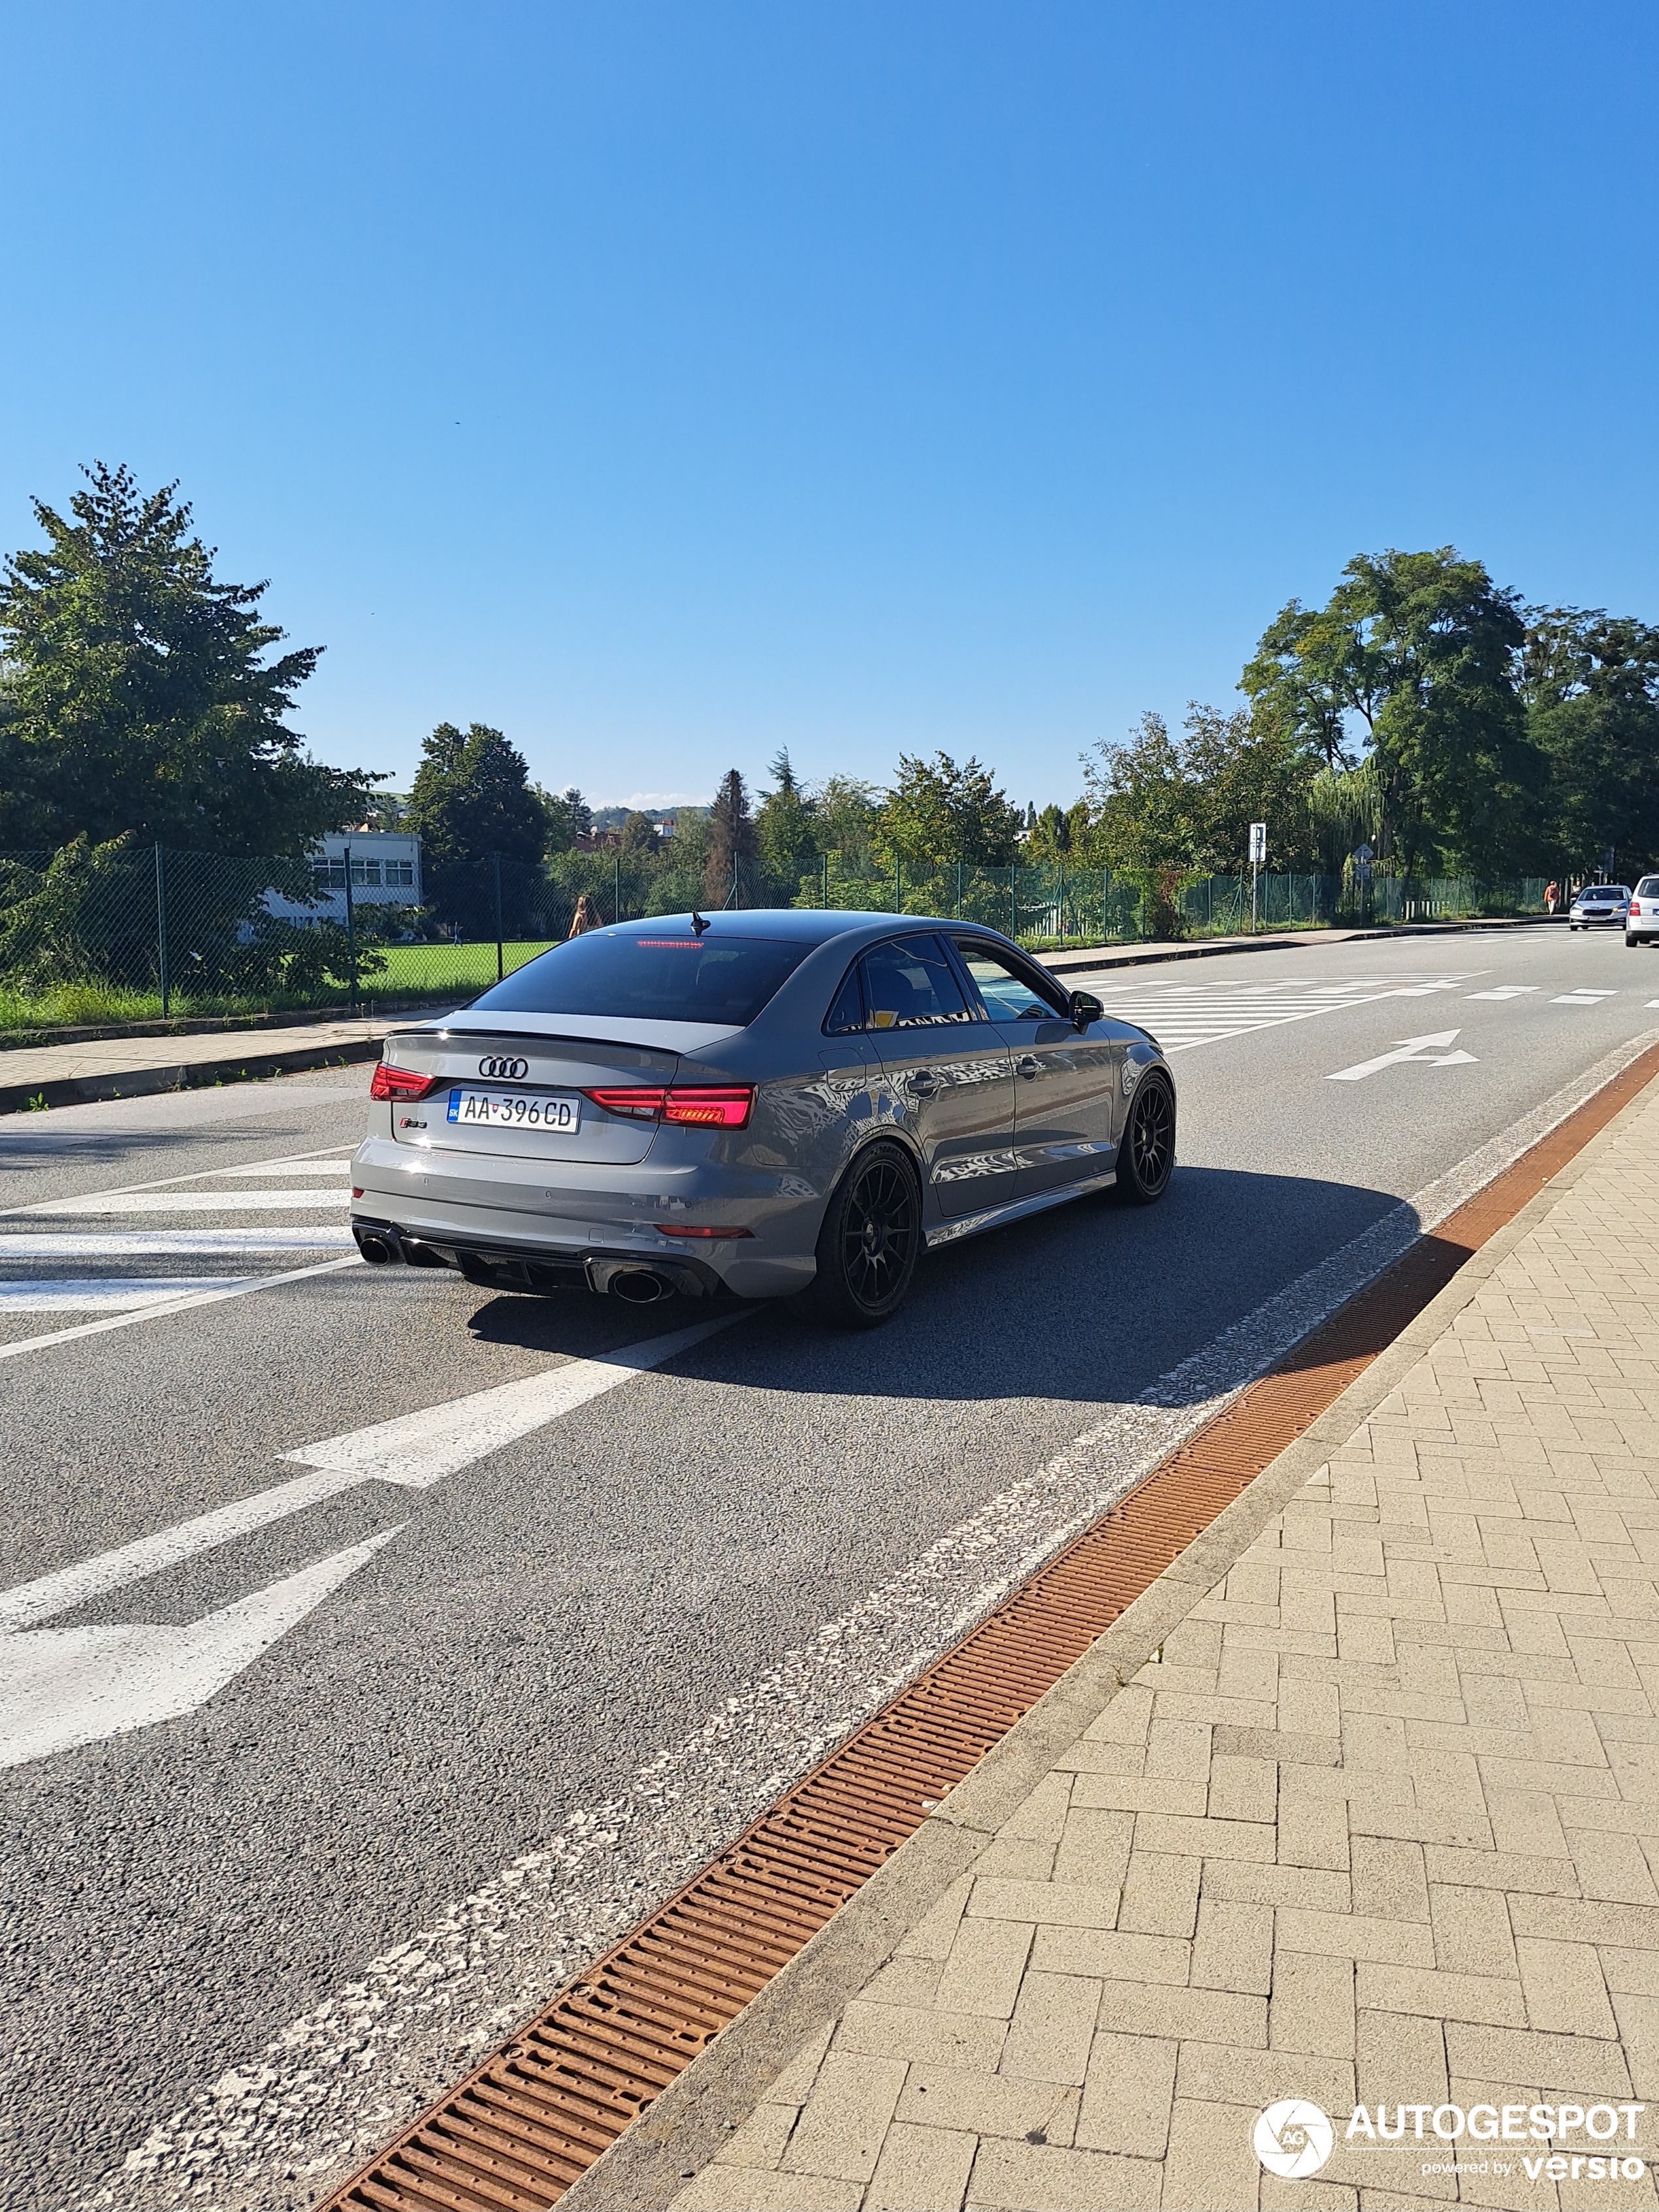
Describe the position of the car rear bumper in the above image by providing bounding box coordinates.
[349,1136,818,1298]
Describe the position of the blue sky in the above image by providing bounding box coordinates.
[2,3,1655,812]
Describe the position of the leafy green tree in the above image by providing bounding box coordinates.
[1179,703,1320,871]
[1081,712,1195,876]
[754,748,818,895]
[1242,548,1537,875]
[404,722,546,867]
[0,462,374,854]
[618,809,662,854]
[538,784,592,854]
[705,767,756,905]
[1521,608,1659,875]
[1023,801,1092,861]
[877,751,1022,866]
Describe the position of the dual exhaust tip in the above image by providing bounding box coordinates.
[353,1221,691,1303]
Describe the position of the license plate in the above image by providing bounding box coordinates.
[446,1087,581,1132]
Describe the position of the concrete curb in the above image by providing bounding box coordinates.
[0,1033,387,1115]
[561,1057,1659,2212]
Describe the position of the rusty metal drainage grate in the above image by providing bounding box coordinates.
[322,1041,1659,2212]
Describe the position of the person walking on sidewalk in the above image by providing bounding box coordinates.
[1546,878,1560,915]
[568,893,602,937]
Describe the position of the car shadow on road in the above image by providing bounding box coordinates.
[462,1162,1416,1413]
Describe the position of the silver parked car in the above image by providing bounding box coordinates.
[350,910,1176,1326]
[1569,884,1632,929]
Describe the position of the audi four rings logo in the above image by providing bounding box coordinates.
[478,1055,529,1080]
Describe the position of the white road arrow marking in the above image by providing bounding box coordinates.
[0,1315,743,1762]
[0,1529,400,1769]
[1328,1030,1478,1082]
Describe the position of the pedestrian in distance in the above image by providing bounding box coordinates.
[1545,879,1559,915]
[568,893,602,937]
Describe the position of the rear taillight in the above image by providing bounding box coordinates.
[655,1223,754,1238]
[583,1085,754,1129]
[665,1088,754,1127]
[1632,900,1642,916]
[370,1063,442,1101]
[584,1085,668,1119]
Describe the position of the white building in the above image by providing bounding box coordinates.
[263,831,423,925]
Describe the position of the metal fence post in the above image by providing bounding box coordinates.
[492,852,504,982]
[614,852,621,923]
[154,842,170,1018]
[1009,862,1016,938]
[344,842,358,1002]
[956,859,963,920]
[822,852,830,908]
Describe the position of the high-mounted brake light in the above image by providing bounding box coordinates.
[583,1084,754,1128]
[370,1063,442,1101]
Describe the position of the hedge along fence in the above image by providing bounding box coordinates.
[0,841,1558,1034]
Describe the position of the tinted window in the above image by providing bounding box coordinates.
[1639,878,1659,897]
[472,931,809,1025]
[954,939,1065,1020]
[824,961,865,1035]
[862,937,972,1029]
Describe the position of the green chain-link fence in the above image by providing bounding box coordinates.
[0,842,1556,1033]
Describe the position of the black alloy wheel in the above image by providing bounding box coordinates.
[1115,1073,1176,1205]
[807,1139,922,1326]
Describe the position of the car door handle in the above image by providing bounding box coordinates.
[908,1070,941,1095]
[1015,1055,1042,1079]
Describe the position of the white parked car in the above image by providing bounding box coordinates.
[1628,877,1659,949]
[1569,884,1631,929]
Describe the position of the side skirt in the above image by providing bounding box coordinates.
[924,1165,1118,1249]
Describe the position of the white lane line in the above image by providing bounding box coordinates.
[0,1255,364,1365]
[0,1278,251,1311]
[1467,986,1539,1000]
[216,1161,355,1177]
[0,1466,374,1629]
[0,1528,403,1769]
[0,1315,743,1628]
[18,1190,351,1216]
[0,1143,357,1221]
[280,1316,743,1490]
[1551,989,1617,1004]
[0,1228,356,1255]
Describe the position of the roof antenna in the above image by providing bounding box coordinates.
[690,910,711,936]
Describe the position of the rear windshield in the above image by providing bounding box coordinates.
[468,931,810,1025]
[1639,878,1659,897]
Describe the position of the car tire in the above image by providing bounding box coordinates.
[1114,1072,1176,1206]
[1628,935,1638,949]
[803,1138,922,1327]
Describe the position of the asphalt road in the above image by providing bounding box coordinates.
[2,922,1656,2210]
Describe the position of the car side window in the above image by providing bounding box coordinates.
[824,960,865,1035]
[861,937,972,1029]
[954,940,1067,1021]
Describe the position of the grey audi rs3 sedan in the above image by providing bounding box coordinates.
[350,910,1175,1327]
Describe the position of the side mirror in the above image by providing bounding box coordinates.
[1069,989,1103,1031]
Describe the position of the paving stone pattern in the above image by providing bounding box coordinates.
[669,1085,1659,2212]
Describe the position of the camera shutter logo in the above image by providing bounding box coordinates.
[1255,2101,1334,2179]
[479,1056,528,1080]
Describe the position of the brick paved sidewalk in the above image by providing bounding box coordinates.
[634,1078,1659,2212]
